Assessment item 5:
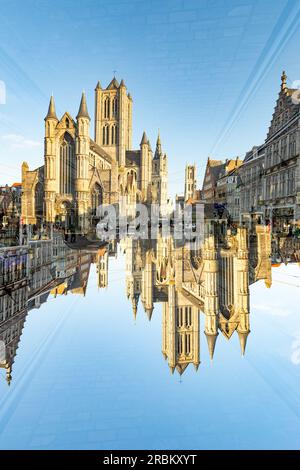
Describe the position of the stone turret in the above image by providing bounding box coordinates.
[75,92,91,232]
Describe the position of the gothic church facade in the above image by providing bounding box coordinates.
[21,78,168,231]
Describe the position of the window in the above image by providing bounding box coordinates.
[112,98,118,118]
[185,334,191,355]
[102,125,109,145]
[185,306,192,327]
[59,132,74,194]
[91,183,103,215]
[176,307,183,327]
[104,97,110,118]
[111,125,118,145]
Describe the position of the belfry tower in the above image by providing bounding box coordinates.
[94,78,132,167]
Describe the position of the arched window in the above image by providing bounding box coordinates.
[112,98,118,117]
[91,183,103,215]
[102,125,109,145]
[104,97,110,118]
[111,125,118,144]
[59,132,75,194]
[35,182,43,220]
[185,333,191,355]
[111,125,115,145]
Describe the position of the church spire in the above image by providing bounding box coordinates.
[157,129,161,148]
[154,130,162,160]
[237,330,250,356]
[140,131,148,146]
[76,91,90,120]
[281,70,287,91]
[205,332,218,360]
[145,306,153,321]
[45,95,58,121]
[95,80,102,90]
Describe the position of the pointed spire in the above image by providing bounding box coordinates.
[154,130,162,160]
[281,70,287,90]
[140,131,148,146]
[106,77,119,90]
[157,129,161,146]
[176,364,188,375]
[119,79,126,88]
[133,305,137,321]
[76,92,90,120]
[6,367,11,386]
[95,80,102,90]
[205,332,218,360]
[237,330,250,356]
[132,294,139,320]
[194,362,200,371]
[169,365,175,375]
[147,140,152,152]
[45,95,58,121]
[145,306,153,321]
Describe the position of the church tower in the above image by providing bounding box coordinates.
[184,164,196,202]
[141,250,154,321]
[140,131,152,201]
[44,95,59,222]
[94,78,132,167]
[202,232,219,360]
[152,132,168,214]
[75,92,91,232]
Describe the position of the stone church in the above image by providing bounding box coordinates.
[21,78,168,231]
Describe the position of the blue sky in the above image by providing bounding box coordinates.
[1,0,300,195]
[0,260,299,449]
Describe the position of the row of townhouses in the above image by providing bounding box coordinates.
[185,72,300,235]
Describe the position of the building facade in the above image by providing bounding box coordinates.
[263,71,300,231]
[238,145,265,225]
[21,78,169,232]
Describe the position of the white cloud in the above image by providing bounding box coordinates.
[1,133,41,149]
[291,338,300,365]
[252,303,292,317]
[0,80,6,105]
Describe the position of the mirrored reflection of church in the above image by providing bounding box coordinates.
[21,78,169,232]
[0,218,282,384]
[121,222,273,375]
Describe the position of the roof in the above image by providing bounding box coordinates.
[140,131,148,145]
[286,88,298,97]
[45,95,58,120]
[209,162,225,181]
[208,158,222,167]
[76,92,90,120]
[11,182,21,188]
[205,332,218,360]
[106,78,119,90]
[126,150,140,166]
[89,139,112,163]
[243,145,264,163]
